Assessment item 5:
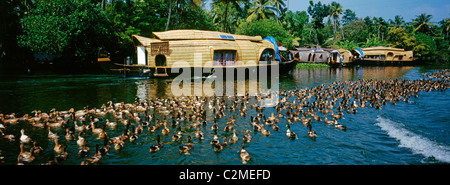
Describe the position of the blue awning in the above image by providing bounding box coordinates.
[263,36,281,61]
[356,48,364,58]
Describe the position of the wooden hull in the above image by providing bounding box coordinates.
[109,60,297,78]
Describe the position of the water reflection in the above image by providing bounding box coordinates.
[287,66,413,88]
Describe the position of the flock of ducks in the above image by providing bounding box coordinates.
[0,70,448,165]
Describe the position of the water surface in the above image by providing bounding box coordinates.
[0,66,448,165]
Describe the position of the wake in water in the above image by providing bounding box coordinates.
[375,116,450,163]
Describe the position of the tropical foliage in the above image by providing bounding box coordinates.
[1,0,449,65]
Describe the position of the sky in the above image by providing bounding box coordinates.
[205,0,450,23]
[287,0,449,23]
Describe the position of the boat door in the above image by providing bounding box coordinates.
[137,46,147,65]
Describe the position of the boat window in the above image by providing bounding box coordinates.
[214,50,236,66]
[380,55,385,60]
[398,55,403,60]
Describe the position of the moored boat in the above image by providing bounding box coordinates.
[109,30,296,78]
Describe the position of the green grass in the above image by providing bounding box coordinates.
[296,63,330,69]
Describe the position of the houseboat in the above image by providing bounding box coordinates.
[328,49,353,66]
[110,30,295,77]
[352,46,413,65]
[290,47,332,64]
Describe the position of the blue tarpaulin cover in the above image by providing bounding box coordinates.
[356,48,364,58]
[263,36,281,61]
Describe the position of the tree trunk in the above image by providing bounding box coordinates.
[175,0,180,29]
[223,0,229,33]
[333,19,337,40]
[101,0,105,10]
[165,0,172,31]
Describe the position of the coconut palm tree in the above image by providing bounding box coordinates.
[271,0,286,22]
[163,0,201,31]
[213,0,245,33]
[328,1,343,39]
[246,0,277,23]
[413,13,434,33]
[393,15,405,28]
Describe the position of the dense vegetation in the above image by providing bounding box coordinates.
[1,0,449,66]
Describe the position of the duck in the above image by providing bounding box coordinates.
[48,128,58,140]
[74,122,86,132]
[0,129,15,142]
[148,120,160,132]
[65,128,75,141]
[100,137,111,155]
[20,129,32,144]
[307,128,318,139]
[172,127,183,142]
[179,136,194,155]
[323,115,337,125]
[268,112,276,122]
[53,137,64,154]
[135,123,143,134]
[91,122,103,134]
[105,119,117,128]
[55,145,68,161]
[130,132,138,143]
[213,143,223,152]
[78,146,90,157]
[17,143,35,165]
[313,112,321,121]
[149,135,163,153]
[210,131,220,145]
[81,144,102,165]
[272,123,280,131]
[161,121,170,135]
[96,125,108,140]
[335,124,347,131]
[77,132,87,147]
[224,122,234,132]
[229,129,238,144]
[243,129,252,143]
[210,121,219,131]
[195,127,204,140]
[47,120,64,128]
[30,141,43,156]
[286,124,297,139]
[260,124,271,136]
[32,120,47,128]
[331,110,342,119]
[240,143,251,164]
[113,139,124,151]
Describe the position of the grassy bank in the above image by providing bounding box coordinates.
[296,63,330,69]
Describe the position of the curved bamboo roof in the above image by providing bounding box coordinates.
[152,30,263,42]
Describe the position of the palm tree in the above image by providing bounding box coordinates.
[163,0,201,31]
[393,15,405,28]
[271,0,286,22]
[413,13,434,33]
[246,0,277,23]
[328,1,343,39]
[174,0,202,29]
[213,0,245,33]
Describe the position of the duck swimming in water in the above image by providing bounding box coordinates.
[20,129,31,144]
[149,135,163,153]
[240,143,251,164]
[179,136,194,155]
[243,129,252,143]
[286,124,297,139]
